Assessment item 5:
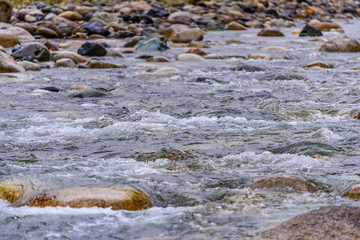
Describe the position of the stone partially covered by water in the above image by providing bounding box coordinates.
[262,206,360,240]
[343,185,360,199]
[272,141,341,157]
[0,179,44,204]
[299,24,323,37]
[27,186,153,211]
[136,148,194,162]
[247,177,318,193]
[77,41,107,56]
[135,36,169,51]
[319,35,360,52]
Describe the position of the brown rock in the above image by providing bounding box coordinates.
[172,29,204,43]
[305,61,333,68]
[124,36,145,48]
[186,41,210,48]
[0,0,12,23]
[41,41,59,51]
[168,11,194,25]
[0,26,34,41]
[55,58,77,68]
[106,49,123,57]
[75,6,98,17]
[69,85,91,91]
[59,11,83,21]
[319,35,360,52]
[24,14,36,23]
[130,1,152,12]
[0,33,19,48]
[0,179,43,204]
[262,206,360,240]
[205,54,224,59]
[225,40,246,45]
[0,52,25,73]
[226,21,247,31]
[257,28,285,37]
[34,27,59,38]
[186,47,206,56]
[87,60,126,69]
[58,51,86,63]
[89,34,105,39]
[343,184,360,198]
[14,22,36,34]
[146,57,170,62]
[316,22,343,32]
[37,21,64,38]
[247,177,318,193]
[27,186,153,211]
[52,16,79,30]
[159,28,176,42]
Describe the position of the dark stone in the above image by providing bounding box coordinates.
[136,55,153,59]
[82,22,110,37]
[135,36,168,51]
[113,30,135,39]
[122,50,134,54]
[299,24,323,37]
[40,87,60,92]
[271,141,341,157]
[77,41,107,56]
[146,8,169,18]
[122,14,132,22]
[72,89,108,98]
[84,12,93,21]
[12,43,50,62]
[266,9,278,17]
[343,7,358,16]
[262,206,360,240]
[260,73,305,81]
[230,64,265,72]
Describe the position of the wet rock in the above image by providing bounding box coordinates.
[72,89,108,98]
[316,22,344,32]
[343,185,360,199]
[205,22,224,31]
[39,87,60,92]
[87,60,126,69]
[0,33,19,48]
[205,54,224,60]
[93,12,117,23]
[260,73,305,81]
[172,29,204,43]
[146,57,170,62]
[299,24,323,37]
[124,36,145,48]
[146,8,169,18]
[272,141,341,157]
[262,205,360,240]
[305,61,333,68]
[27,186,153,211]
[319,35,360,52]
[18,61,41,71]
[0,52,25,73]
[55,58,77,68]
[257,28,285,37]
[247,177,318,193]
[52,51,84,64]
[226,21,247,31]
[0,26,34,41]
[0,0,12,23]
[82,22,110,37]
[12,43,50,62]
[59,11,83,21]
[186,47,206,56]
[136,148,193,162]
[0,179,42,204]
[34,27,59,38]
[176,53,204,62]
[77,41,107,56]
[135,36,168,51]
[68,85,91,91]
[231,64,265,72]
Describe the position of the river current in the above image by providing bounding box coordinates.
[1,20,360,239]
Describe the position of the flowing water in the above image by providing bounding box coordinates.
[2,20,360,239]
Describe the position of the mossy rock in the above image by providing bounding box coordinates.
[0,0,12,23]
[0,179,42,204]
[136,148,194,162]
[247,177,318,193]
[27,186,154,211]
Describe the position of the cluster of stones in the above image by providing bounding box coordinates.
[0,0,359,73]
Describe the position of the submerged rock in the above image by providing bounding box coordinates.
[136,148,194,162]
[176,53,204,61]
[305,61,333,68]
[135,36,168,51]
[262,206,360,239]
[27,186,153,211]
[77,41,107,56]
[271,141,341,157]
[319,35,360,52]
[257,28,284,37]
[247,177,318,193]
[0,179,43,204]
[12,43,50,62]
[231,64,265,72]
[299,24,323,37]
[72,89,108,98]
[87,60,126,69]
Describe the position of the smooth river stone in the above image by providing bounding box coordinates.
[247,177,318,193]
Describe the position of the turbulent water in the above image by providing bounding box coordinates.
[2,20,360,239]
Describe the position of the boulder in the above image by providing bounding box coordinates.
[226,21,247,30]
[319,35,360,52]
[59,11,83,21]
[18,61,41,71]
[77,41,107,56]
[0,0,12,23]
[262,206,360,240]
[0,179,42,204]
[299,24,323,37]
[247,177,318,193]
[55,58,77,68]
[34,27,59,38]
[135,36,168,51]
[176,53,204,62]
[0,26,34,41]
[257,28,285,37]
[172,29,204,43]
[82,22,110,37]
[0,52,25,73]
[0,33,19,48]
[87,60,126,69]
[12,43,50,62]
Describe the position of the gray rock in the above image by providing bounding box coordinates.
[135,36,168,51]
[262,205,360,240]
[72,89,108,98]
[12,43,50,62]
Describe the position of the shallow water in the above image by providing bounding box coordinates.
[2,19,360,239]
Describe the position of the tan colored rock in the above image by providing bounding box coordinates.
[59,11,83,21]
[0,0,12,23]
[14,22,36,34]
[51,16,79,30]
[27,186,153,211]
[146,57,170,62]
[226,21,247,31]
[55,51,86,63]
[305,61,333,68]
[106,49,123,57]
[0,33,19,48]
[316,22,343,32]
[205,54,224,59]
[0,179,43,204]
[168,11,195,25]
[291,29,301,34]
[0,52,25,73]
[87,60,126,69]
[247,177,318,193]
[0,26,34,42]
[225,40,246,45]
[18,61,41,71]
[304,6,326,16]
[130,1,152,12]
[159,28,176,42]
[69,85,92,91]
[172,29,204,43]
[343,184,360,198]
[257,28,285,37]
[319,35,360,52]
[24,14,36,23]
[55,58,77,68]
[75,6,98,17]
[186,47,206,56]
[176,53,204,62]
[186,41,210,48]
